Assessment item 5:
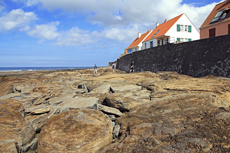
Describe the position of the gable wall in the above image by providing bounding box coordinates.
[167,14,200,42]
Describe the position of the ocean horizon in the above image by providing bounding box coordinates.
[0,67,95,72]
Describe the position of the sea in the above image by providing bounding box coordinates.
[0,67,93,72]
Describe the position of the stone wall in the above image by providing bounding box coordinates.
[116,34,230,77]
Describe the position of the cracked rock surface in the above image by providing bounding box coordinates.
[1,68,230,153]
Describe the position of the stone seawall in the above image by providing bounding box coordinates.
[116,34,230,77]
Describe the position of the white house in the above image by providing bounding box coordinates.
[142,13,200,49]
[125,30,153,54]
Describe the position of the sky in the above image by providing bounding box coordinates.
[0,0,224,67]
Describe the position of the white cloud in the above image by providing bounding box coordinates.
[11,0,222,46]
[0,9,37,31]
[103,24,140,42]
[54,24,140,46]
[19,25,31,31]
[0,0,5,12]
[27,21,60,41]
[0,5,4,12]
[54,27,95,46]
[21,0,220,29]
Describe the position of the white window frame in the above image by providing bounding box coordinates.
[185,25,188,32]
[180,25,184,31]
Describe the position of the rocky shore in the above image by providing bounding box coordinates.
[1,67,230,153]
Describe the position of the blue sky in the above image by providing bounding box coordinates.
[0,0,223,67]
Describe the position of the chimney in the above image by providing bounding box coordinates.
[164,19,167,22]
[156,22,159,27]
[138,32,141,38]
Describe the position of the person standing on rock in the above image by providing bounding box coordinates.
[112,63,116,73]
[94,64,97,75]
[130,61,134,73]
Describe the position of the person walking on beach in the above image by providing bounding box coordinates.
[94,64,97,75]
[112,62,116,73]
[130,61,134,73]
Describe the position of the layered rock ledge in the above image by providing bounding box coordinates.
[0,68,230,153]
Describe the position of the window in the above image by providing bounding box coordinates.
[185,25,188,31]
[177,38,180,42]
[180,25,184,31]
[228,24,230,34]
[145,43,147,49]
[152,30,160,38]
[177,24,180,31]
[180,38,184,42]
[209,28,216,38]
[220,13,227,20]
[157,40,160,46]
[165,38,169,44]
[161,39,164,45]
[185,38,188,42]
[150,41,153,48]
[188,25,192,32]
[188,38,192,42]
[211,9,225,23]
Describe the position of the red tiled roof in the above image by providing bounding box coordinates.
[127,30,153,49]
[143,14,183,42]
[200,0,230,29]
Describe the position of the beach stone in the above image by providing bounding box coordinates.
[48,94,74,106]
[38,109,113,153]
[25,106,65,132]
[21,138,38,152]
[113,124,120,139]
[0,99,35,149]
[31,107,50,115]
[103,95,130,112]
[25,113,48,132]
[58,97,99,109]
[91,83,113,93]
[112,85,141,92]
[108,115,116,121]
[96,104,123,116]
[0,140,18,153]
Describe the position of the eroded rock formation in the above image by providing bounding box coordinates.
[0,67,230,152]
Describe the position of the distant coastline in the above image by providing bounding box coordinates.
[0,67,94,72]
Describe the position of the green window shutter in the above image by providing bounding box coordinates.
[177,38,180,42]
[188,25,192,32]
[188,38,192,41]
[177,24,180,31]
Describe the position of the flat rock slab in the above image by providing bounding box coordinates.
[31,107,50,115]
[91,83,112,93]
[112,85,141,92]
[103,95,130,112]
[38,109,113,153]
[58,97,99,109]
[96,104,123,116]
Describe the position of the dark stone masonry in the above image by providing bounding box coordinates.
[117,34,230,77]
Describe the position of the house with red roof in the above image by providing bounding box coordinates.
[125,30,153,54]
[142,13,199,50]
[199,0,230,39]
